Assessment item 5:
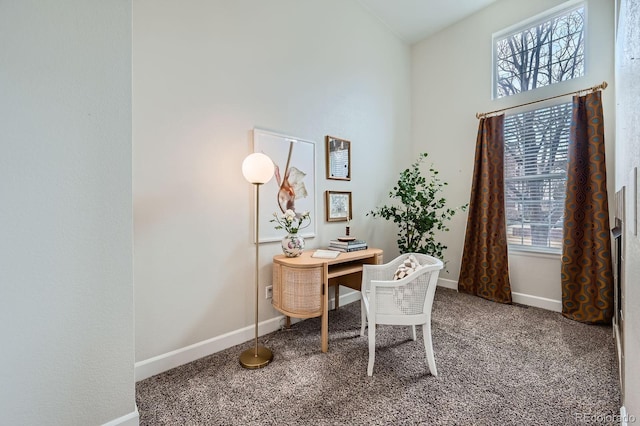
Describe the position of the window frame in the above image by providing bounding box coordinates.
[492,0,587,100]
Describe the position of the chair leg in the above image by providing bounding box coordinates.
[422,321,437,377]
[360,299,367,337]
[367,323,376,376]
[410,325,417,341]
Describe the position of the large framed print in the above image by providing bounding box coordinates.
[253,129,316,242]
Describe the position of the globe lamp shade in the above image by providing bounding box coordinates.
[242,153,274,184]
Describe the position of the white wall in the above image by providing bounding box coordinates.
[411,0,616,308]
[0,1,136,425]
[133,0,410,373]
[615,0,640,419]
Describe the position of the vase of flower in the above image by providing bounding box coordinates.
[281,233,305,257]
[271,209,311,257]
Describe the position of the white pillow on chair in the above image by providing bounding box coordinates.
[392,254,421,280]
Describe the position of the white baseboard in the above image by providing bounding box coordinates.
[102,407,139,426]
[436,278,561,312]
[135,314,284,381]
[333,288,361,307]
[511,291,561,312]
[135,291,360,381]
[437,277,458,290]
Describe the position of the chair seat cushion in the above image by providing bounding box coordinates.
[393,254,421,280]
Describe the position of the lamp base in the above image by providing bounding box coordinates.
[239,345,273,369]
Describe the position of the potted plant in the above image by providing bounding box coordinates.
[368,153,467,261]
[271,209,311,257]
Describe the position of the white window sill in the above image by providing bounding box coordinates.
[508,248,562,260]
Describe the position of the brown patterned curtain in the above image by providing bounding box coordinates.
[561,91,613,324]
[459,115,512,304]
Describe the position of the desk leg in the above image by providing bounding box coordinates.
[335,284,340,310]
[321,280,329,352]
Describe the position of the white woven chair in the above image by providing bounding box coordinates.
[360,253,444,376]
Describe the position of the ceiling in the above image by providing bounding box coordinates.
[357,0,499,44]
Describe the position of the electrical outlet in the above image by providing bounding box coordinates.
[265,285,273,299]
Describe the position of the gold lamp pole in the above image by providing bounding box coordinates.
[240,152,275,369]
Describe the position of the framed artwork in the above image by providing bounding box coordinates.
[325,135,351,180]
[325,191,352,222]
[253,129,316,242]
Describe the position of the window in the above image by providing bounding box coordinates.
[494,4,585,98]
[504,103,572,252]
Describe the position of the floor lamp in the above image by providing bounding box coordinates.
[240,152,275,369]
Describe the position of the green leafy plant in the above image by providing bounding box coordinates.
[367,152,467,260]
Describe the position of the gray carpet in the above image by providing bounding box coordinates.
[136,288,620,425]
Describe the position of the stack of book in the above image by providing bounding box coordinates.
[328,239,368,252]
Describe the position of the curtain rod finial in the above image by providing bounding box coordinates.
[601,81,608,90]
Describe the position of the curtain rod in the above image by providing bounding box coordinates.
[475,81,608,119]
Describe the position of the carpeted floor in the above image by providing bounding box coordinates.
[136,288,620,425]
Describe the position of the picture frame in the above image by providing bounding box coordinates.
[325,135,351,180]
[253,129,316,242]
[325,191,352,222]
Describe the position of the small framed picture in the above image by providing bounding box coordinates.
[326,136,351,180]
[325,191,352,222]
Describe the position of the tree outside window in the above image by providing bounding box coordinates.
[495,6,585,98]
[495,4,585,252]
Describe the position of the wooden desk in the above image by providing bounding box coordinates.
[272,248,383,352]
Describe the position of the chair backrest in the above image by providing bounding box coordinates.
[369,253,444,319]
